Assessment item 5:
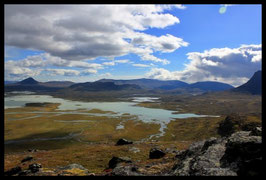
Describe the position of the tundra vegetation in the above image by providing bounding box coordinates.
[4,91,261,175]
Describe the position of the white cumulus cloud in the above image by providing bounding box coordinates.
[5,5,187,65]
[146,44,261,86]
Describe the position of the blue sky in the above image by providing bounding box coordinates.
[4,4,261,86]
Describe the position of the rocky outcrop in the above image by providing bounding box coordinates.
[220,131,262,176]
[28,163,42,173]
[110,165,143,176]
[106,126,262,176]
[218,114,261,137]
[5,163,43,176]
[169,127,262,176]
[5,127,262,176]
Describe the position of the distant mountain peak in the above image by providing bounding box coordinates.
[19,77,39,85]
[233,70,261,95]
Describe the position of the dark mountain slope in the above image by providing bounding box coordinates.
[97,78,189,89]
[189,81,234,92]
[40,81,75,88]
[233,70,261,95]
[69,81,141,91]
[19,77,39,85]
[5,77,65,92]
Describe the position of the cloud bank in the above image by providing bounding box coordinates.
[5,5,187,64]
[146,44,261,86]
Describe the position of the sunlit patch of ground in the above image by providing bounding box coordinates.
[5,103,161,151]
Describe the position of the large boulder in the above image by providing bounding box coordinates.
[149,148,166,159]
[28,163,42,173]
[174,138,216,161]
[115,139,133,146]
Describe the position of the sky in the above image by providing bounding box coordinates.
[4,4,262,86]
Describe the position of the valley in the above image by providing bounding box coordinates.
[4,4,262,176]
[4,71,262,176]
[4,92,261,175]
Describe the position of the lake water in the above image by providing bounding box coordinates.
[5,94,218,138]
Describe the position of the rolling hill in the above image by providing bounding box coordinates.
[69,81,141,91]
[5,77,236,93]
[97,78,189,89]
[4,77,75,92]
[189,81,234,92]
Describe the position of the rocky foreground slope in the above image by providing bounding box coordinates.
[109,127,262,176]
[5,126,262,176]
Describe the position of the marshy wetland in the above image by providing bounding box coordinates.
[4,92,261,174]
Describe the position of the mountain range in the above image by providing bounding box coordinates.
[4,77,75,92]
[96,78,235,92]
[4,70,261,95]
[69,81,141,91]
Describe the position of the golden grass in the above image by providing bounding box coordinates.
[161,116,225,142]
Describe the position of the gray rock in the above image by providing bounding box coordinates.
[196,168,237,176]
[175,140,206,161]
[174,150,186,160]
[190,141,228,175]
[201,137,218,152]
[111,165,143,176]
[171,157,193,176]
[171,129,262,176]
[220,131,262,175]
[28,163,42,173]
